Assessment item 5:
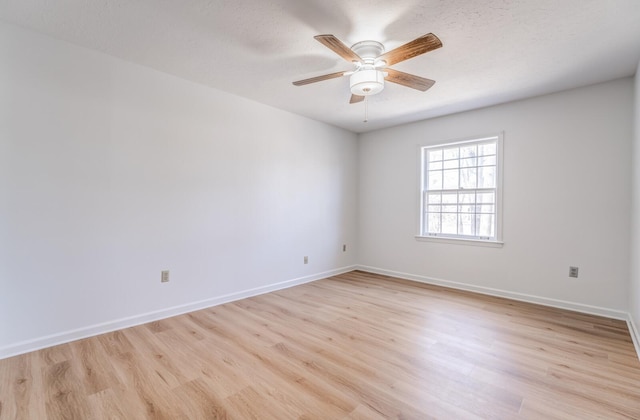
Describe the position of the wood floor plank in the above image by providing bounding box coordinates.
[1,270,639,419]
[0,352,45,419]
[43,360,92,420]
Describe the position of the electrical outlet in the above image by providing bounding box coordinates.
[569,266,579,278]
[343,244,347,252]
[161,270,170,283]
[304,256,308,264]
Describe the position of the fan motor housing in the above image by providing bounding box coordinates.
[350,40,385,61]
[350,69,385,96]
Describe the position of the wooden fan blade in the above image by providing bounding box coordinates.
[349,94,365,104]
[377,33,442,67]
[385,68,435,91]
[315,34,362,62]
[292,71,346,86]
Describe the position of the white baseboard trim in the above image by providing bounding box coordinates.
[356,265,629,321]
[0,265,357,360]
[627,315,640,362]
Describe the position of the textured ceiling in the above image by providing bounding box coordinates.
[1,0,640,133]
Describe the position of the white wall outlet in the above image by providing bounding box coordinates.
[161,270,170,283]
[304,256,308,264]
[569,266,579,278]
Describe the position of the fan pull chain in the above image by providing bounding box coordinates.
[364,96,368,123]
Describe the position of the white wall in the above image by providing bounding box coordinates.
[358,78,633,315]
[631,63,640,331]
[0,22,358,356]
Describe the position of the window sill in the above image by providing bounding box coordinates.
[415,235,504,248]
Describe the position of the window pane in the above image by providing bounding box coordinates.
[442,205,457,213]
[429,170,443,190]
[478,204,494,213]
[458,204,475,213]
[479,155,496,166]
[477,192,495,203]
[459,193,476,204]
[442,192,457,204]
[443,159,459,169]
[459,214,475,235]
[442,213,457,234]
[427,213,441,234]
[477,214,495,237]
[429,149,443,162]
[478,166,496,188]
[427,193,441,204]
[460,168,477,189]
[479,143,496,156]
[460,145,477,158]
[428,205,441,212]
[429,161,443,170]
[443,147,459,160]
[460,157,476,168]
[443,169,459,189]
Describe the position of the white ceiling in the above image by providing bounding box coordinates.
[1,0,640,133]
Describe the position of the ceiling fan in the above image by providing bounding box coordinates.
[293,33,442,104]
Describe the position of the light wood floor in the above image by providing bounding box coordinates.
[1,271,639,419]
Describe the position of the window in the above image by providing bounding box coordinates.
[418,134,503,244]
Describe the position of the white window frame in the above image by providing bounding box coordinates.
[416,133,504,247]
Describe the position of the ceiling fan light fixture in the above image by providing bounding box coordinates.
[293,33,442,104]
[350,69,384,96]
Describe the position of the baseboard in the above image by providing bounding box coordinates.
[627,315,640,362]
[0,265,357,360]
[356,265,629,321]
[5,264,637,362]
